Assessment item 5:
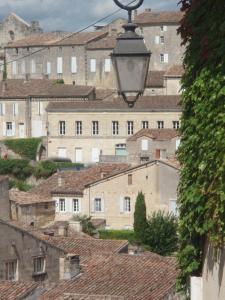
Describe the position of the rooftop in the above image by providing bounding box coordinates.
[9,190,54,206]
[46,95,181,113]
[0,80,94,99]
[127,128,179,141]
[41,252,177,300]
[165,65,185,77]
[30,164,130,197]
[135,10,183,25]
[146,71,165,88]
[0,281,38,300]
[87,35,117,50]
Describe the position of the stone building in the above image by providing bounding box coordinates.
[126,128,180,165]
[10,190,55,227]
[0,79,108,139]
[29,160,179,229]
[46,95,181,163]
[4,10,184,90]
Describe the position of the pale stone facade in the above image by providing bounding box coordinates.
[54,160,179,229]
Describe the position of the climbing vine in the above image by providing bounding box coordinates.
[177,0,225,294]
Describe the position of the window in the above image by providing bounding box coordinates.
[142,121,149,129]
[73,199,80,213]
[6,122,13,136]
[173,121,179,129]
[141,139,148,151]
[46,62,51,75]
[104,58,111,72]
[155,35,160,44]
[12,61,17,75]
[157,121,164,129]
[124,197,131,212]
[128,174,132,185]
[160,53,168,63]
[57,57,63,74]
[115,144,127,156]
[176,139,181,150]
[13,103,18,116]
[9,30,15,41]
[112,121,119,136]
[33,257,45,275]
[59,199,65,212]
[37,101,43,115]
[58,147,67,158]
[75,121,82,135]
[127,121,133,135]
[160,25,167,32]
[90,59,96,73]
[92,121,99,135]
[160,149,167,159]
[71,56,77,73]
[31,59,36,74]
[160,36,164,44]
[59,121,65,135]
[75,147,82,162]
[5,260,17,281]
[94,198,102,212]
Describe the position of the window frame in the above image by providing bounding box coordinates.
[59,198,66,212]
[112,121,119,136]
[92,121,99,135]
[73,198,80,213]
[157,121,164,129]
[173,121,180,129]
[5,260,17,281]
[33,256,45,275]
[142,121,149,129]
[75,121,82,136]
[127,121,134,136]
[59,121,66,135]
[90,58,96,73]
[94,198,102,212]
[124,197,131,213]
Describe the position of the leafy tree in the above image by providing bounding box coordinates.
[133,191,147,242]
[177,0,225,293]
[144,211,178,256]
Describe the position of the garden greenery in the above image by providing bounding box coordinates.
[177,0,225,293]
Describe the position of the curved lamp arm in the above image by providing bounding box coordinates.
[114,0,144,23]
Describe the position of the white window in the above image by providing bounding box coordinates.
[6,122,14,136]
[5,260,17,281]
[57,57,63,74]
[92,121,99,135]
[13,103,18,116]
[75,121,82,135]
[94,198,102,212]
[12,61,17,75]
[47,62,51,75]
[160,25,167,32]
[92,148,100,162]
[127,121,133,135]
[155,35,160,44]
[157,121,164,129]
[0,103,5,116]
[73,199,80,213]
[124,197,131,212]
[90,59,96,73]
[141,139,148,151]
[59,199,65,212]
[170,199,178,216]
[71,56,77,73]
[58,147,67,158]
[33,256,45,274]
[31,59,36,74]
[75,147,82,163]
[160,53,168,63]
[142,121,149,129]
[176,139,181,150]
[59,121,65,135]
[112,121,119,136]
[160,36,164,44]
[160,149,167,160]
[173,121,180,129]
[104,58,111,72]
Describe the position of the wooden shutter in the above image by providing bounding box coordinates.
[90,59,96,72]
[164,54,168,63]
[155,36,160,44]
[71,57,77,73]
[12,122,15,136]
[155,149,160,159]
[12,61,17,75]
[104,59,111,72]
[57,57,63,74]
[119,196,124,213]
[47,62,51,75]
[2,103,5,115]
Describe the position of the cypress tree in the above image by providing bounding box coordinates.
[133,191,147,242]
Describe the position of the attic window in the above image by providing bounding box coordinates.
[9,30,15,41]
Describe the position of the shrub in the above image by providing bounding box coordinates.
[99,230,135,244]
[133,191,147,242]
[0,159,33,180]
[144,211,178,256]
[72,215,96,236]
[4,138,41,160]
[9,179,32,191]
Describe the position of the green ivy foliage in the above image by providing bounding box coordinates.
[177,0,225,293]
[4,138,41,160]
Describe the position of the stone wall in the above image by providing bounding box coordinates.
[0,177,10,221]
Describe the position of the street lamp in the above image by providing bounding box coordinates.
[111,0,151,107]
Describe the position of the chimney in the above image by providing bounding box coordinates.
[68,221,82,233]
[60,254,80,280]
[58,225,68,237]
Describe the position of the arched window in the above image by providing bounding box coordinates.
[9,30,15,41]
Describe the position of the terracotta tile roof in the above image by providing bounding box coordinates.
[9,190,54,206]
[46,95,181,112]
[135,10,183,25]
[30,164,129,197]
[55,31,108,46]
[40,253,177,300]
[164,65,185,77]
[95,89,115,100]
[0,80,94,99]
[127,128,179,141]
[87,35,117,50]
[0,281,38,300]
[146,71,165,87]
[162,159,181,170]
[6,32,68,48]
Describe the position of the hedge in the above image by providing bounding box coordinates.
[9,179,32,191]
[0,159,33,180]
[4,138,41,160]
[99,230,136,244]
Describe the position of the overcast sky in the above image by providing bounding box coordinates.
[0,0,180,32]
